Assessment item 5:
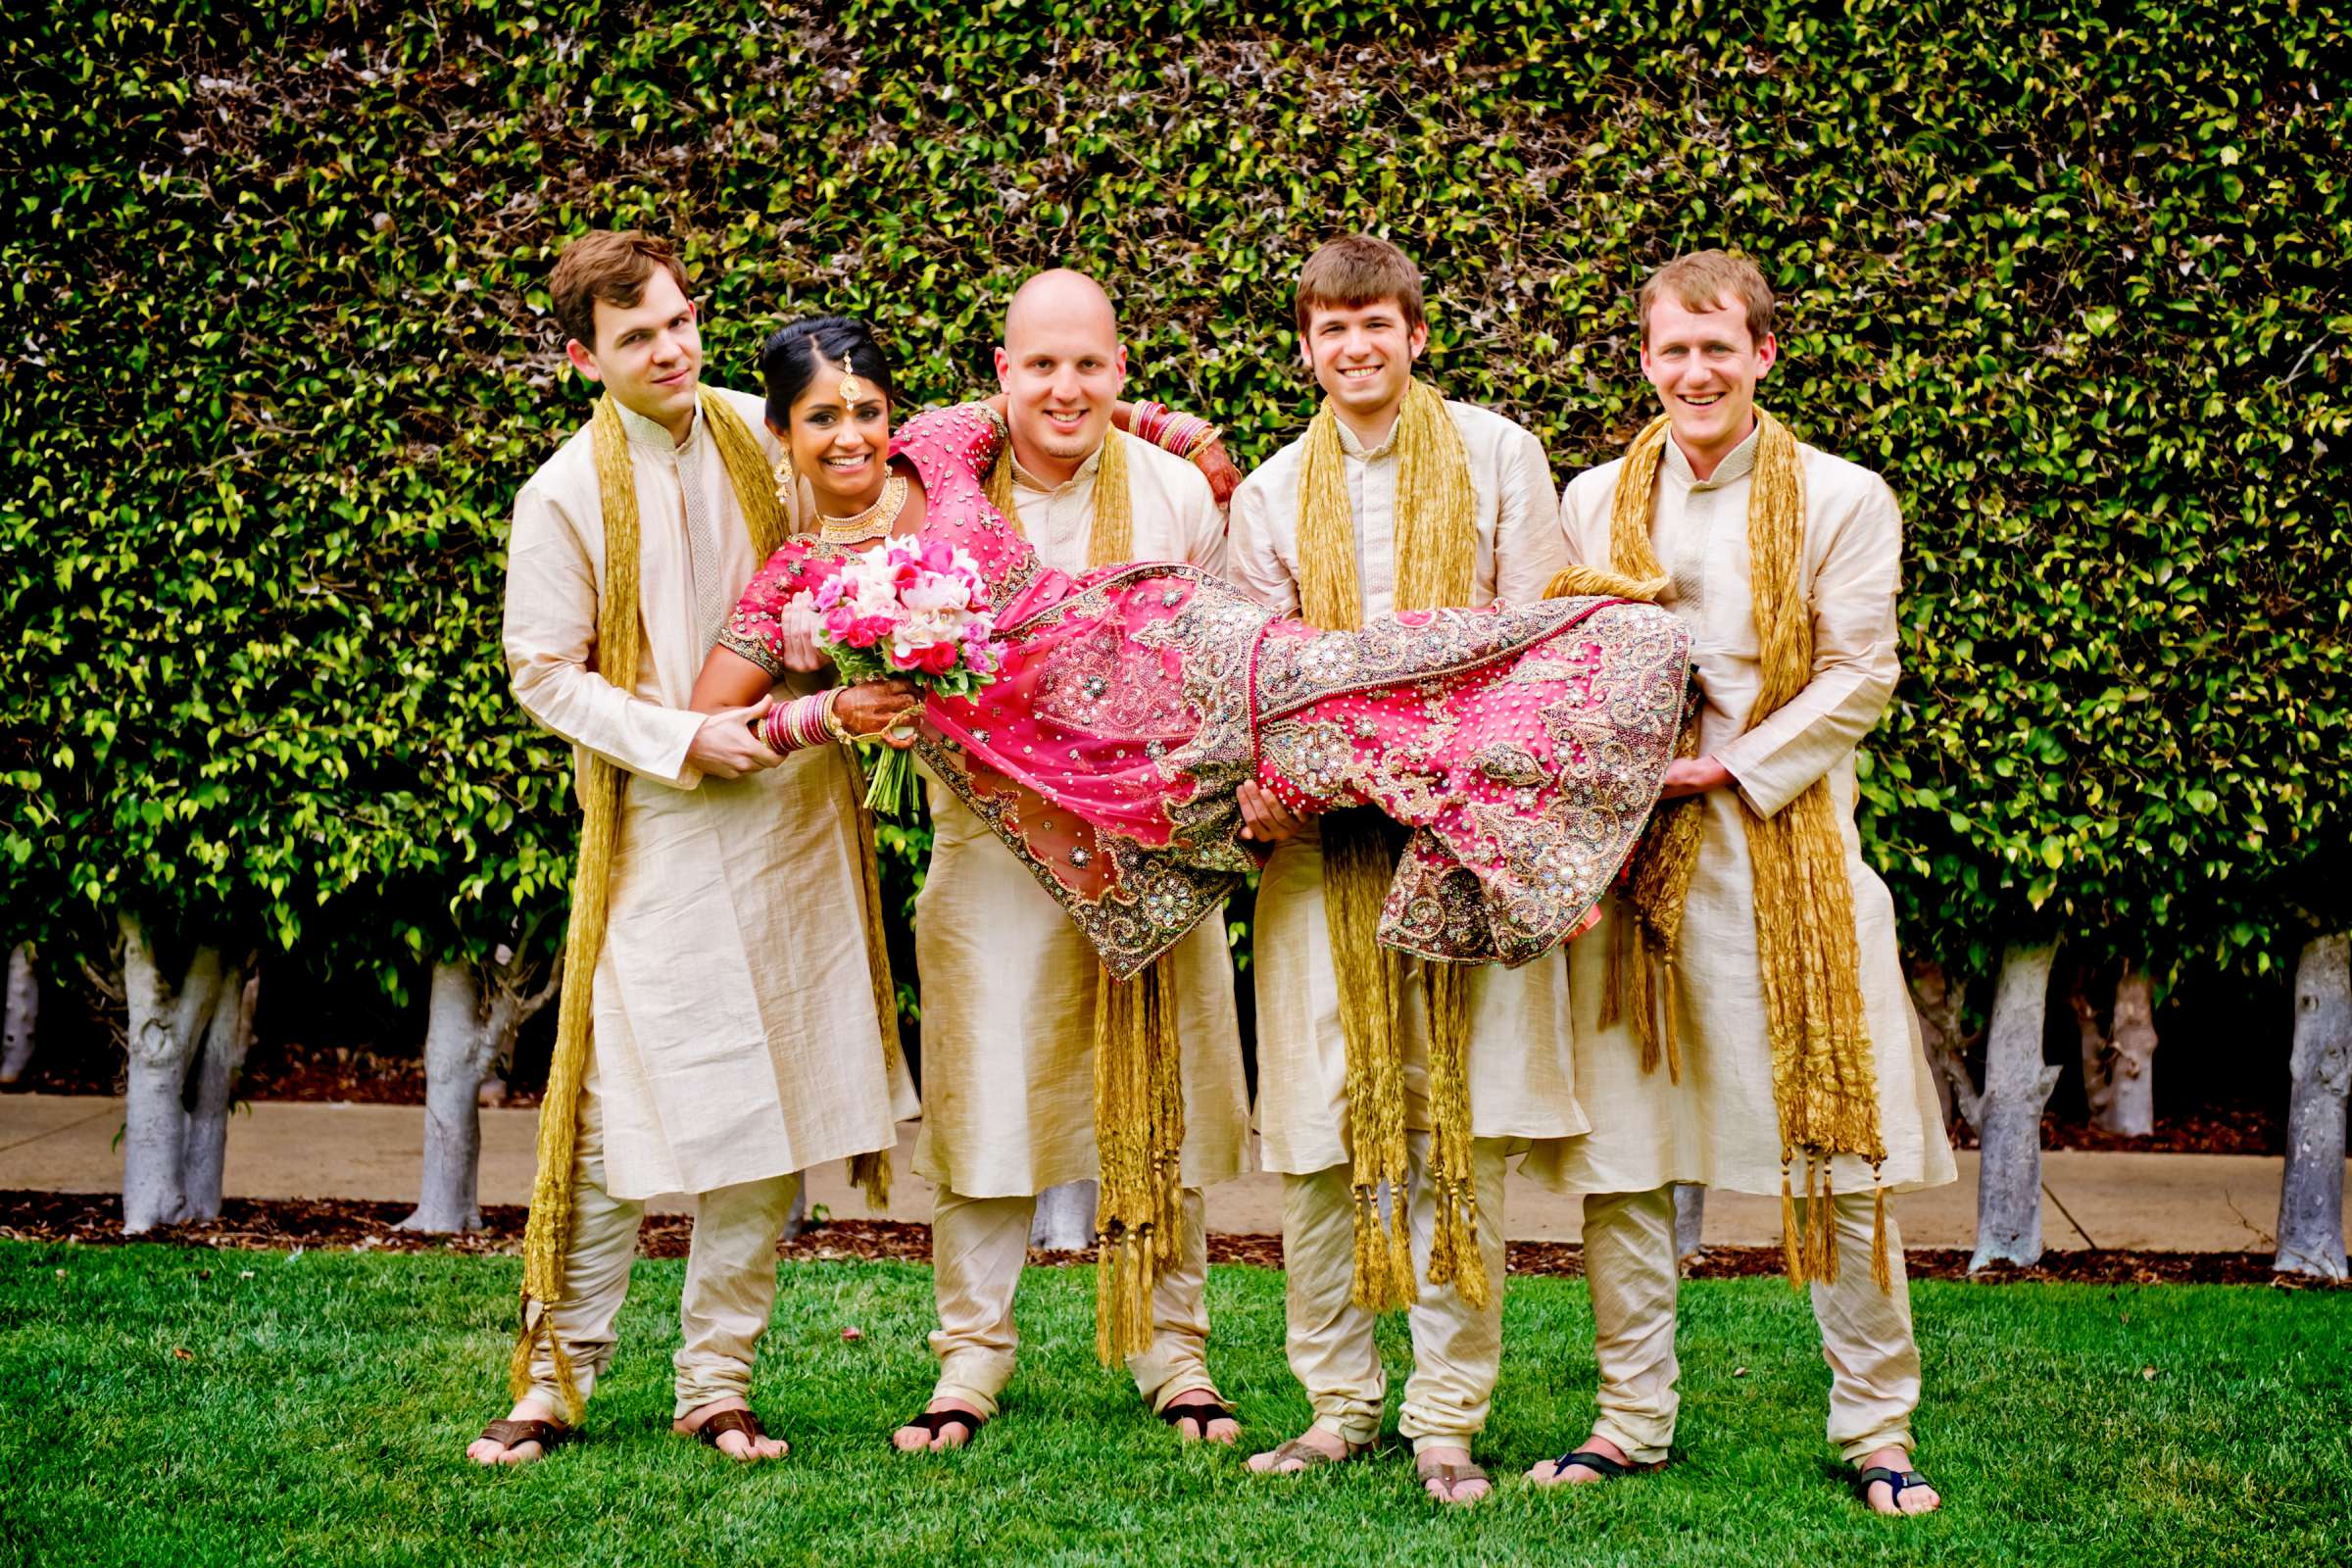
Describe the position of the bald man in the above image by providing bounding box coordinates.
[893,269,1253,1454]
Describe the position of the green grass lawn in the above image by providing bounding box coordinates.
[2,1243,2345,1567]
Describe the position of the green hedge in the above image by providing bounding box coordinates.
[3,0,2346,1026]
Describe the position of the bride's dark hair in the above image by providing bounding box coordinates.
[760,315,897,429]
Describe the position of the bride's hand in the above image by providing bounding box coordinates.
[778,607,827,673]
[834,678,922,747]
[1193,437,1243,509]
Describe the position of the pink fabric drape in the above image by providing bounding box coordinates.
[721,405,1690,980]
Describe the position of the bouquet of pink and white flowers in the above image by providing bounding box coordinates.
[790,535,1002,815]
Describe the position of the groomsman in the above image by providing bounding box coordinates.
[474,230,916,1466]
[1532,250,1953,1517]
[1225,234,1577,1504]
[894,270,1253,1452]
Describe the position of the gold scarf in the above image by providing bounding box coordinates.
[511,390,905,1418]
[1588,411,1891,1292]
[1295,379,1490,1312]
[983,426,1178,1363]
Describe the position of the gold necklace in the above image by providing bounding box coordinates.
[816,472,908,546]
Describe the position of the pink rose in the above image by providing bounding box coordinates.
[919,640,961,674]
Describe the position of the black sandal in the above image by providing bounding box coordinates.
[898,1408,985,1448]
[1158,1398,1237,1437]
[1545,1448,1656,1481]
[1854,1464,1937,1512]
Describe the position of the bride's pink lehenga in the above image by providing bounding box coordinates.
[718,404,1692,980]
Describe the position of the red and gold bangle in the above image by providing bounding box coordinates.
[758,690,840,755]
[1131,400,1221,461]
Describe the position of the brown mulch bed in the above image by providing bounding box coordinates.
[5,1191,2336,1288]
[1945,1104,2281,1157]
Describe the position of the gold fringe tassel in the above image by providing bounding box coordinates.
[1092,957,1184,1364]
[1420,961,1489,1310]
[1871,1180,1893,1294]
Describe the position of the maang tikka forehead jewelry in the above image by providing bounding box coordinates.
[837,356,865,405]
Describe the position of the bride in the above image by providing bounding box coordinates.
[693,314,1690,977]
[690,314,1690,1355]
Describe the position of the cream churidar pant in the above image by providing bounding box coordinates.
[915,431,1249,1413]
[523,1078,802,1419]
[1544,424,1958,1458]
[1226,399,1576,1448]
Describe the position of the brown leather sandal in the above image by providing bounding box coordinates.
[1416,1454,1493,1502]
[475,1417,571,1459]
[1254,1435,1367,1472]
[688,1407,782,1458]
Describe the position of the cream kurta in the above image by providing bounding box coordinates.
[1535,426,1956,1198]
[503,389,917,1201]
[912,430,1250,1198]
[1226,400,1584,1172]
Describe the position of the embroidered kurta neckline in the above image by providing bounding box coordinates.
[616,398,704,453]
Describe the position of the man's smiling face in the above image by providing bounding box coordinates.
[1300,297,1425,426]
[1641,292,1777,463]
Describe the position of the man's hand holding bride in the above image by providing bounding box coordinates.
[1237,781,1310,845]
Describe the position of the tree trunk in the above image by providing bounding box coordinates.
[2099,964,2158,1137]
[120,914,225,1234]
[1969,941,2062,1272]
[1672,1183,1705,1260]
[402,954,558,1235]
[0,944,37,1084]
[1030,1179,1100,1251]
[180,963,257,1222]
[1907,960,1981,1132]
[403,963,498,1233]
[2067,966,2114,1127]
[2275,933,2350,1280]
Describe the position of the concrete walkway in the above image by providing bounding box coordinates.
[1,1092,2338,1252]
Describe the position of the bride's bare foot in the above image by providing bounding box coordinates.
[672,1396,788,1462]
[1526,1431,1643,1485]
[465,1396,567,1466]
[1246,1425,1354,1473]
[892,1396,986,1452]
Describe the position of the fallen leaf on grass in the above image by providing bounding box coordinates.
[841,1326,863,1343]
[1733,1366,1748,1378]
[172,1348,194,1361]
[2141,1366,2158,1380]
[239,1270,255,1279]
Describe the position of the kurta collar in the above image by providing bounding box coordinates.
[1664,421,1761,491]
[1012,430,1109,496]
[1336,411,1400,461]
[616,396,703,453]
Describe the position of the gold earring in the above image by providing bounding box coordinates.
[772,450,797,505]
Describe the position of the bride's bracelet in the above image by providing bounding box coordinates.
[1130,400,1221,461]
[759,690,842,756]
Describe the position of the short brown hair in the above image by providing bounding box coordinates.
[1638,251,1775,346]
[549,229,691,350]
[1295,233,1426,338]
